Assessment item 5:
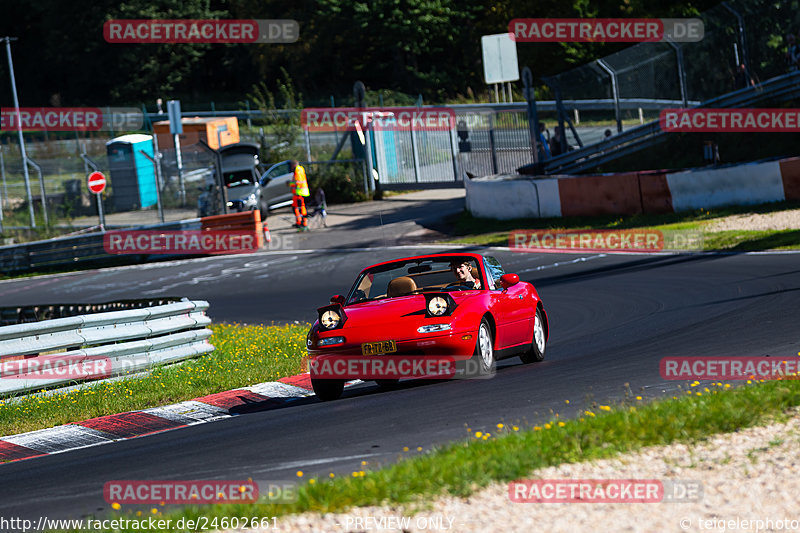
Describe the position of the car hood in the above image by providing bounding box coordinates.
[334,293,482,335]
[227,184,258,199]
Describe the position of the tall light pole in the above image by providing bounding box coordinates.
[3,36,36,227]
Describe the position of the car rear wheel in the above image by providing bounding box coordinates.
[311,378,344,401]
[520,308,546,364]
[472,318,495,374]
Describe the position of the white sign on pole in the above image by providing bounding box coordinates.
[481,33,520,84]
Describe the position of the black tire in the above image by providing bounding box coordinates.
[375,379,400,389]
[520,308,546,364]
[311,378,344,401]
[471,318,496,375]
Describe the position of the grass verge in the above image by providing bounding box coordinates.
[444,201,800,251]
[0,323,309,437]
[63,377,800,532]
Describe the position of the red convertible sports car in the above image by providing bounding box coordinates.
[306,253,549,400]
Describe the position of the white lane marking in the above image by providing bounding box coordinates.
[141,256,302,295]
[517,254,607,273]
[259,453,386,472]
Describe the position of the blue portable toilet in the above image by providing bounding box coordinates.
[106,134,157,211]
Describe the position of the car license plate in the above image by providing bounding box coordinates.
[361,340,397,355]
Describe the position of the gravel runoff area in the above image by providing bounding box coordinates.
[238,408,800,533]
[705,208,800,233]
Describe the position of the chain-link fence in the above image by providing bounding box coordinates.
[543,0,800,140]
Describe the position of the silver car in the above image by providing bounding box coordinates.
[259,160,295,214]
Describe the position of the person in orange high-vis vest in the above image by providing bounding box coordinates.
[289,160,310,230]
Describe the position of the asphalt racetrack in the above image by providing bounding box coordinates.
[0,247,798,523]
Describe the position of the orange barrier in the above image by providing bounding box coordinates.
[779,157,800,201]
[558,172,642,216]
[638,171,674,213]
[200,210,265,249]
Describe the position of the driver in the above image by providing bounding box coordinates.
[449,260,482,289]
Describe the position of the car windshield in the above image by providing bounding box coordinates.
[346,257,483,304]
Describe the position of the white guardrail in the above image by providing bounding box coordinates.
[0,299,213,395]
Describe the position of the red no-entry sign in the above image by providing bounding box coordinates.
[88,171,106,194]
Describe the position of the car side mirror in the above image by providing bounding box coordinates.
[330,294,346,304]
[498,273,520,289]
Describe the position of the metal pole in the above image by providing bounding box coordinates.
[25,158,48,226]
[0,149,3,233]
[304,127,312,161]
[410,127,421,183]
[174,133,185,206]
[330,95,339,147]
[597,59,622,133]
[722,2,750,83]
[4,36,35,228]
[79,148,105,229]
[198,140,227,214]
[523,67,539,165]
[488,113,498,174]
[139,150,164,223]
[96,191,105,229]
[0,148,7,209]
[667,40,689,108]
[449,125,460,182]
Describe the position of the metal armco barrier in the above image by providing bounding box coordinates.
[0,297,186,326]
[0,211,264,275]
[0,299,213,395]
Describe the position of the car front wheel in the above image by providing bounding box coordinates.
[311,378,344,401]
[472,318,495,375]
[520,308,546,364]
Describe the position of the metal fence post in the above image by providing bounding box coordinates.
[139,150,165,223]
[25,158,48,227]
[488,113,498,174]
[523,67,539,165]
[722,2,751,82]
[0,147,7,210]
[449,124,460,182]
[667,40,689,108]
[597,59,622,133]
[410,128,421,183]
[4,36,35,228]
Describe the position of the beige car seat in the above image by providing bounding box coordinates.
[386,276,418,297]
